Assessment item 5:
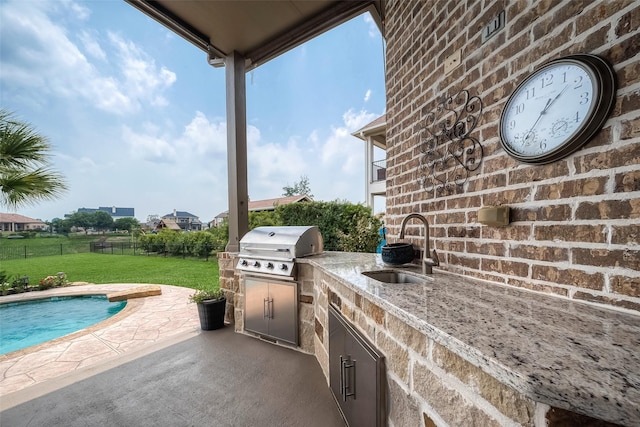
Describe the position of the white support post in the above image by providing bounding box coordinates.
[225,51,249,252]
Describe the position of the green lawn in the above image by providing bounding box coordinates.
[1,253,219,290]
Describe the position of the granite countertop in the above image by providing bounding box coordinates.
[303,252,640,426]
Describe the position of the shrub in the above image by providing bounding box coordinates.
[38,272,67,290]
[39,276,56,290]
[188,288,225,303]
[276,200,382,252]
[11,276,27,293]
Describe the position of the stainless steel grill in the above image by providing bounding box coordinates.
[236,225,323,278]
[238,226,323,346]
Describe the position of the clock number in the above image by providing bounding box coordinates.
[573,75,583,89]
[540,141,547,150]
[515,103,525,114]
[574,111,580,122]
[526,87,535,99]
[580,92,589,105]
[541,74,553,88]
[508,119,516,130]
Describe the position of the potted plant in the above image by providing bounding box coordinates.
[189,288,226,330]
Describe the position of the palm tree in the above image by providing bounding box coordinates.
[0,109,68,209]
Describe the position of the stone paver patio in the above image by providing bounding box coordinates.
[0,284,200,400]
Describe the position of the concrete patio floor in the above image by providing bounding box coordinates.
[0,284,345,426]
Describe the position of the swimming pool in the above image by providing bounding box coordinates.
[0,295,127,355]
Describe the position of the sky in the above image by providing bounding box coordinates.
[0,0,386,223]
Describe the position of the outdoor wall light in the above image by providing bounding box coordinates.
[477,206,510,226]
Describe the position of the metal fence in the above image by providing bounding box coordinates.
[0,243,91,261]
[89,242,216,261]
[372,159,386,182]
[0,242,216,261]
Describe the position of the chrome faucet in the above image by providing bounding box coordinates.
[399,213,440,274]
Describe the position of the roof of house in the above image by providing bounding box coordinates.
[352,114,386,148]
[0,213,46,225]
[161,211,199,219]
[214,195,312,220]
[77,207,135,217]
[156,218,182,231]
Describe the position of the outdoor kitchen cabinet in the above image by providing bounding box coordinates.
[329,305,385,427]
[244,277,298,345]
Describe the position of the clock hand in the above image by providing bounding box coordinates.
[542,84,569,114]
[523,84,570,145]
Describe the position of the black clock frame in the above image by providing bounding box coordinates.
[499,54,616,165]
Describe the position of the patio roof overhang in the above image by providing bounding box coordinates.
[124,0,384,71]
[124,1,385,251]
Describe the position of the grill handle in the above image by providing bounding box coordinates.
[242,247,291,253]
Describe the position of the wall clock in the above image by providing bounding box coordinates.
[499,54,616,164]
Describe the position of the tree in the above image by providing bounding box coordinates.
[51,217,71,234]
[282,175,313,198]
[67,211,92,232]
[93,211,114,232]
[114,217,140,232]
[0,110,67,209]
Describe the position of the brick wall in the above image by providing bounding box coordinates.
[384,0,640,312]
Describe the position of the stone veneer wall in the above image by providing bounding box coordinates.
[217,251,240,326]
[384,0,640,311]
[312,269,623,427]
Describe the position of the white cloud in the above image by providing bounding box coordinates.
[342,109,377,131]
[79,30,106,61]
[178,112,227,156]
[108,32,177,108]
[364,89,372,102]
[123,125,177,163]
[0,1,175,115]
[62,0,91,21]
[363,13,380,38]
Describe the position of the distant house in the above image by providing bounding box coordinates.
[0,213,47,232]
[77,206,135,219]
[211,195,312,227]
[155,218,182,232]
[352,114,386,214]
[159,210,202,231]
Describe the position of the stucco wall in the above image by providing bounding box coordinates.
[384,0,640,312]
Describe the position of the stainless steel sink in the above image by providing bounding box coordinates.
[361,270,429,284]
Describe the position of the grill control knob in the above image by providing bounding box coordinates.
[253,261,261,268]
[266,262,274,269]
[279,264,288,271]
[241,260,248,266]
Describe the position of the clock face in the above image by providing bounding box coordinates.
[499,55,615,164]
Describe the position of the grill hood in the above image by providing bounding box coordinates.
[239,225,323,260]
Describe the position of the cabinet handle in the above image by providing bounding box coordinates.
[268,298,274,319]
[344,358,356,400]
[339,355,346,401]
[340,355,356,401]
[263,298,269,318]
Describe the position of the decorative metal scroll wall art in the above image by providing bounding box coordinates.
[418,90,483,194]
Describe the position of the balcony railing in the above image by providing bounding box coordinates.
[372,159,386,182]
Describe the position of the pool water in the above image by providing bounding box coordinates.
[0,295,127,355]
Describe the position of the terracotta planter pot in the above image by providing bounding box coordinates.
[197,298,226,330]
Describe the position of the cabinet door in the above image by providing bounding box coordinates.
[329,305,385,427]
[329,307,348,420]
[268,280,298,345]
[343,327,382,427]
[245,278,269,336]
